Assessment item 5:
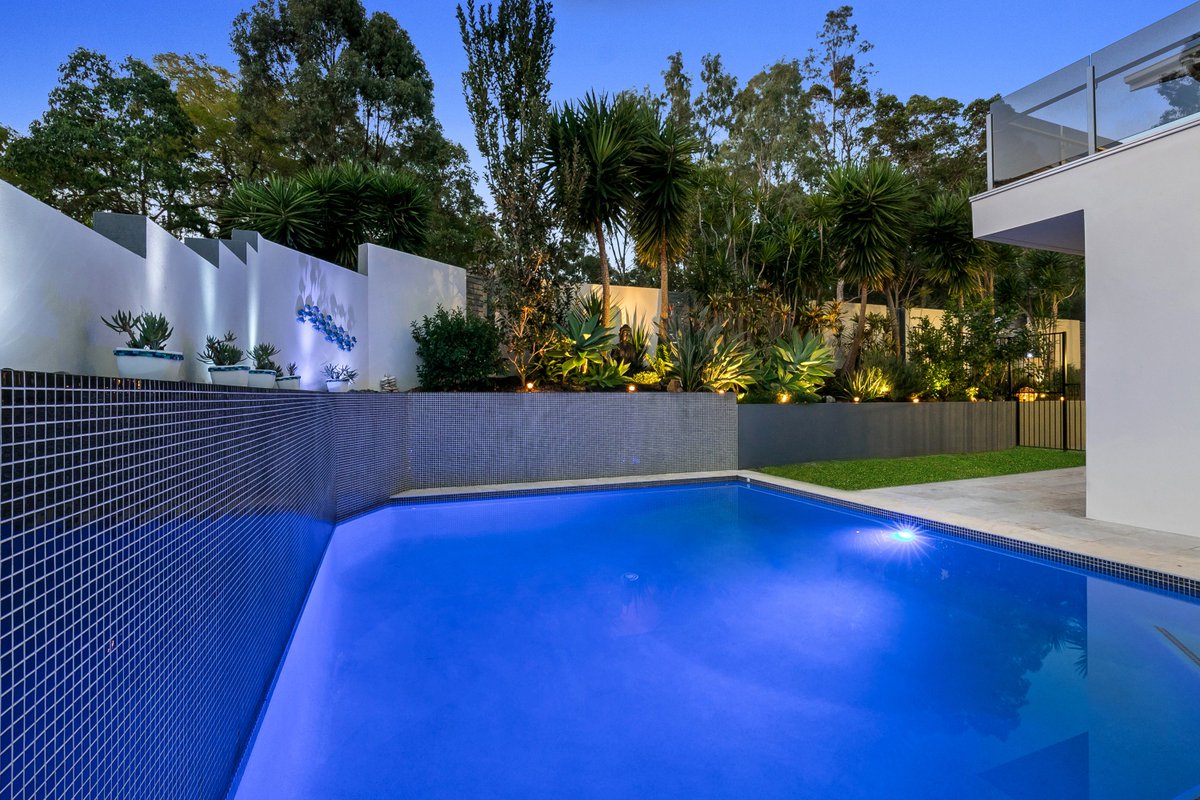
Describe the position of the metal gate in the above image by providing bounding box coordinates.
[1010,331,1085,451]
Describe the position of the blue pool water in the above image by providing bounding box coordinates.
[231,484,1200,799]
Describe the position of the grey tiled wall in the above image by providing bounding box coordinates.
[2,371,739,800]
[1,371,335,800]
[332,391,738,518]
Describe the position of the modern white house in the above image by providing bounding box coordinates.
[971,3,1200,537]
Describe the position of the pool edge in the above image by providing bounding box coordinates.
[381,470,1200,600]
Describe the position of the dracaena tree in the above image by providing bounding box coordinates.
[629,113,701,339]
[914,190,981,307]
[825,160,917,374]
[542,92,645,327]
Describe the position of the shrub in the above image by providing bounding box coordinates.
[411,306,503,391]
[907,302,1033,400]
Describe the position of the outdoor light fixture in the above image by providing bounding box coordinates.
[911,397,920,403]
[526,381,535,391]
[627,384,636,392]
[852,396,861,404]
[892,529,917,542]
[776,392,790,404]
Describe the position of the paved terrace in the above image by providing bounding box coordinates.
[395,467,1200,585]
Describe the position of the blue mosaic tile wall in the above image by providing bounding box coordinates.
[1,371,335,800]
[1,372,739,798]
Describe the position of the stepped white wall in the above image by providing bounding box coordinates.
[0,179,465,390]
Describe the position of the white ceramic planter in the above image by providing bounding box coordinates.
[325,380,351,393]
[113,348,184,381]
[247,369,278,389]
[276,376,302,390]
[208,365,251,386]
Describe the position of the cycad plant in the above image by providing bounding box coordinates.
[629,114,700,339]
[825,161,916,375]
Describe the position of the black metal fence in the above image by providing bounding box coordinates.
[1010,331,1085,451]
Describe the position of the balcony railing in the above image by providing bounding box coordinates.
[987,2,1200,188]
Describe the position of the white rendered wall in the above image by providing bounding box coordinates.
[972,119,1200,537]
[0,179,465,391]
[362,243,466,390]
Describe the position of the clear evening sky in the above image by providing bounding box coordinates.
[1,0,1191,173]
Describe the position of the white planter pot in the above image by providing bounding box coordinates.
[248,369,278,389]
[113,348,184,381]
[276,376,302,390]
[325,380,351,393]
[208,365,251,386]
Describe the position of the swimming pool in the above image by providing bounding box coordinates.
[230,482,1200,799]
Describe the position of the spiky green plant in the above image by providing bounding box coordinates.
[667,310,757,394]
[630,114,700,339]
[579,358,631,390]
[322,363,358,383]
[221,163,430,269]
[546,310,617,384]
[249,343,282,375]
[915,191,980,307]
[838,365,891,401]
[196,331,245,366]
[757,329,835,401]
[102,310,174,350]
[825,160,917,373]
[542,92,646,326]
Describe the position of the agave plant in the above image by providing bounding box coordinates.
[249,343,282,376]
[667,310,757,394]
[579,358,631,390]
[101,310,174,351]
[547,310,617,384]
[196,331,245,366]
[757,329,835,402]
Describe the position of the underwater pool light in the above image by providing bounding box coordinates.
[892,529,917,542]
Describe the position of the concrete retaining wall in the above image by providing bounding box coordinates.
[738,401,1017,468]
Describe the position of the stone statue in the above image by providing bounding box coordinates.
[612,324,637,365]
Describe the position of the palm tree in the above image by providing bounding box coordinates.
[825,161,916,374]
[542,92,643,327]
[630,115,700,339]
[915,191,980,307]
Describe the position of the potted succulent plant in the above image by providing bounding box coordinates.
[102,310,184,380]
[248,342,282,389]
[277,361,301,390]
[197,331,250,386]
[322,363,358,393]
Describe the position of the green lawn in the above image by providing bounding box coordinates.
[756,447,1085,491]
